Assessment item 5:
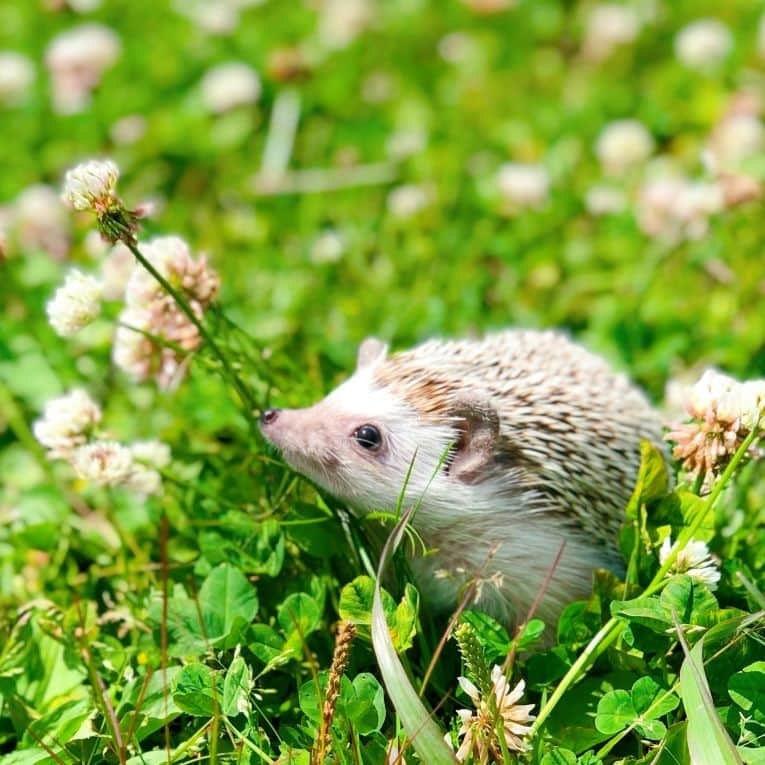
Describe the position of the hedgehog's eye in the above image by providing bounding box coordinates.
[353,424,382,451]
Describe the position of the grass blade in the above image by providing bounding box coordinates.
[676,626,743,765]
[371,506,457,765]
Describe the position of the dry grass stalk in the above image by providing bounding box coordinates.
[311,621,357,765]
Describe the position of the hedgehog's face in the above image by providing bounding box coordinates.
[260,338,506,514]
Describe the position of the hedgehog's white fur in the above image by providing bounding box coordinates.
[261,329,664,626]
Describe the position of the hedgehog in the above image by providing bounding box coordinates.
[260,330,664,626]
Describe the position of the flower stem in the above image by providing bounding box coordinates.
[120,238,259,423]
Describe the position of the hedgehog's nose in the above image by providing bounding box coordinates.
[260,408,281,426]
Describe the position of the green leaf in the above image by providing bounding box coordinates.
[460,610,511,662]
[21,699,93,749]
[249,623,295,670]
[625,440,669,520]
[632,676,679,719]
[540,748,577,765]
[728,662,765,721]
[222,654,253,717]
[278,592,322,652]
[595,688,635,734]
[660,575,718,626]
[172,663,223,717]
[198,563,259,647]
[610,594,672,632]
[389,583,419,652]
[678,637,744,765]
[339,575,417,652]
[346,673,386,735]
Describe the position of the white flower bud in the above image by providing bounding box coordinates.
[46,268,103,337]
[124,465,163,496]
[582,4,641,61]
[0,52,35,105]
[386,184,430,219]
[45,24,121,115]
[130,440,171,469]
[62,159,120,212]
[200,62,261,114]
[71,440,134,486]
[33,389,102,458]
[497,162,550,208]
[595,119,654,175]
[660,536,720,590]
[675,19,732,70]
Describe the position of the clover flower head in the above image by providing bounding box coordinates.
[497,162,550,209]
[62,159,120,213]
[452,665,535,762]
[582,4,641,61]
[200,62,261,113]
[46,268,103,337]
[33,389,102,458]
[45,24,121,114]
[665,369,764,478]
[71,440,134,486]
[675,19,732,70]
[0,51,36,106]
[130,439,171,469]
[13,184,71,261]
[595,119,654,175]
[124,464,163,496]
[387,184,431,219]
[114,236,219,389]
[660,536,721,590]
[636,176,724,243]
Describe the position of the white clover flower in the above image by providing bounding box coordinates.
[310,229,346,264]
[46,268,103,338]
[708,114,765,172]
[0,52,35,105]
[130,440,171,469]
[595,119,654,175]
[385,128,427,160]
[71,440,134,486]
[33,389,102,458]
[100,242,135,300]
[659,536,721,590]
[124,465,163,496]
[62,159,120,212]
[453,666,535,761]
[497,162,550,208]
[585,185,627,215]
[200,62,261,114]
[665,369,765,478]
[387,184,430,219]
[636,176,723,243]
[13,184,71,260]
[110,114,147,146]
[675,19,732,70]
[318,0,374,50]
[45,23,121,114]
[582,4,641,61]
[115,236,219,389]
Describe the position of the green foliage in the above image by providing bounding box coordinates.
[1,0,765,763]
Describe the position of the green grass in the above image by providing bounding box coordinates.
[1,1,764,763]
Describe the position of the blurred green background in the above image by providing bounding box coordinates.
[2,1,765,762]
[3,0,765,413]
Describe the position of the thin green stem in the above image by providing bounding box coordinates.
[644,426,760,597]
[121,238,259,422]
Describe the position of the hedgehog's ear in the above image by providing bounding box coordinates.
[449,403,500,484]
[356,337,388,370]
